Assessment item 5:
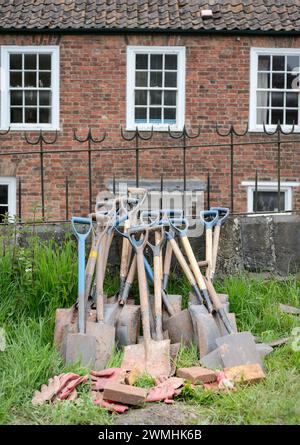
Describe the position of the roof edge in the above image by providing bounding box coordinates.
[0,27,300,36]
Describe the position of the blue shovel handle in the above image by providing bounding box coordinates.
[71,216,92,333]
[199,210,219,229]
[210,207,230,226]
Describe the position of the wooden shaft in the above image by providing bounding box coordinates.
[153,241,163,340]
[95,235,105,322]
[85,235,101,302]
[206,228,213,277]
[211,224,221,277]
[119,254,137,304]
[204,276,223,311]
[155,230,164,280]
[169,237,197,286]
[163,240,173,279]
[136,249,151,348]
[181,236,207,290]
[120,219,131,281]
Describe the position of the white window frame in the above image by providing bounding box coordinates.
[126,46,186,131]
[242,180,300,214]
[249,47,300,133]
[0,176,16,220]
[0,45,60,131]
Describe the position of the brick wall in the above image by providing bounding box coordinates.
[0,32,300,220]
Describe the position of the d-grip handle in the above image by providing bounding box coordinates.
[210,207,229,226]
[128,226,149,251]
[71,217,93,240]
[199,210,219,229]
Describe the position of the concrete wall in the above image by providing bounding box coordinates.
[214,214,300,276]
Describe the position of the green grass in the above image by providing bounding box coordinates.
[0,227,299,424]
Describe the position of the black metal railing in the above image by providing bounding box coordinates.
[0,121,299,224]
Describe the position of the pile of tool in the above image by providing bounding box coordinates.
[54,188,265,378]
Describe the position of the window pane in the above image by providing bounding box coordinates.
[257,91,269,107]
[135,90,147,105]
[11,91,23,106]
[38,72,51,87]
[149,108,162,123]
[39,91,51,106]
[272,73,284,89]
[150,71,162,87]
[286,92,298,107]
[25,108,37,123]
[165,72,177,87]
[39,108,51,124]
[271,92,284,107]
[257,72,270,88]
[271,109,283,124]
[287,73,298,89]
[286,109,298,125]
[287,56,299,71]
[258,55,270,71]
[136,54,148,69]
[24,54,37,70]
[135,107,147,123]
[256,191,285,212]
[164,108,176,123]
[25,71,36,87]
[165,54,177,70]
[257,108,269,125]
[39,54,51,70]
[272,55,285,71]
[25,90,37,105]
[10,54,22,70]
[10,71,22,87]
[11,108,23,123]
[164,91,176,106]
[150,91,162,105]
[135,71,148,87]
[0,185,8,204]
[150,54,162,70]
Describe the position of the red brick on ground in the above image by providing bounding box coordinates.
[103,382,148,406]
[176,366,217,384]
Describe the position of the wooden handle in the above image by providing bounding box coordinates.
[95,237,105,322]
[211,224,221,277]
[153,254,163,340]
[119,255,137,304]
[120,219,131,280]
[204,277,222,311]
[181,236,207,290]
[163,241,173,277]
[85,236,101,302]
[155,230,164,280]
[206,228,213,276]
[136,250,152,347]
[169,238,196,286]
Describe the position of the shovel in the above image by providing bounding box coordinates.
[122,227,171,378]
[85,229,116,370]
[65,217,97,368]
[170,217,214,313]
[210,207,229,280]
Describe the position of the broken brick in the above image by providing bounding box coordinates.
[103,382,148,406]
[224,363,265,384]
[176,366,217,384]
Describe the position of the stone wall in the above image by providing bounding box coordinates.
[4,214,300,277]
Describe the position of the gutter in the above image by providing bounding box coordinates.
[0,27,300,37]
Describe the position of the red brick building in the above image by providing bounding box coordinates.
[1,0,300,221]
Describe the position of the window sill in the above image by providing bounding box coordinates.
[125,124,183,133]
[1,125,60,132]
[248,125,300,133]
